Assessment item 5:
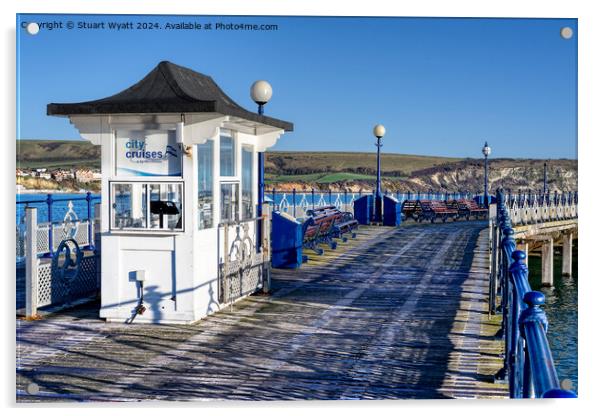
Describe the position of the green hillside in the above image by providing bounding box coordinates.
[17,140,101,169]
[265,151,463,178]
[15,140,577,192]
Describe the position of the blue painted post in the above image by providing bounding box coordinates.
[484,155,489,207]
[86,192,95,250]
[46,193,53,256]
[272,188,276,211]
[374,133,383,223]
[328,189,332,205]
[509,250,529,398]
[344,189,348,211]
[496,226,515,382]
[256,103,266,253]
[292,188,297,218]
[311,188,315,209]
[375,137,382,200]
[481,141,491,206]
[543,162,548,196]
[518,291,557,398]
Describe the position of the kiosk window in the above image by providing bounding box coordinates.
[220,183,239,223]
[110,182,183,232]
[197,141,214,229]
[111,183,148,229]
[149,183,183,230]
[242,146,253,220]
[220,133,235,176]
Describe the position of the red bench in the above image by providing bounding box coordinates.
[418,200,458,223]
[402,200,421,221]
[456,199,488,220]
[302,205,359,254]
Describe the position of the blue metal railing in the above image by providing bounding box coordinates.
[16,192,100,257]
[494,188,576,398]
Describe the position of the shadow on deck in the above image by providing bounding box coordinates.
[16,222,506,402]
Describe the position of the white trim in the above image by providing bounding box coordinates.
[255,130,285,152]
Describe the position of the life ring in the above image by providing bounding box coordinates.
[52,238,83,297]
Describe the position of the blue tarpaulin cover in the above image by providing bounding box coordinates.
[271,211,303,269]
[353,195,373,225]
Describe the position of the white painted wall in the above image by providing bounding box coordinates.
[70,114,285,324]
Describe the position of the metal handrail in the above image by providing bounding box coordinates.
[494,188,576,398]
[17,192,100,257]
[266,188,478,214]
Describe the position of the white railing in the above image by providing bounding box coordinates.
[218,203,271,306]
[507,193,578,226]
[20,206,101,317]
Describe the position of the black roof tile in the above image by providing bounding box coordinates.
[47,61,293,131]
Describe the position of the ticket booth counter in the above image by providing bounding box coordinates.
[48,61,293,323]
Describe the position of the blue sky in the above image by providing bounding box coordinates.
[17,15,577,159]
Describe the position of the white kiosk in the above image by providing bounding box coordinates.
[48,61,293,323]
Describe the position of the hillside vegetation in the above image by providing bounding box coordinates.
[16,140,577,193]
[265,151,577,193]
[17,140,101,169]
[266,152,462,177]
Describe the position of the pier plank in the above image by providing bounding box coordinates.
[16,221,506,401]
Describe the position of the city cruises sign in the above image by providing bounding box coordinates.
[115,130,182,176]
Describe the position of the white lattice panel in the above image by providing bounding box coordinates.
[37,262,53,307]
[53,223,77,250]
[16,228,25,259]
[36,224,50,254]
[220,252,264,304]
[36,255,99,308]
[73,221,90,247]
[521,208,530,225]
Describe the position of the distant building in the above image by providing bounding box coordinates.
[51,169,75,182]
[74,169,101,183]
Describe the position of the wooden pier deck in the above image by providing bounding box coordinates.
[16,221,507,401]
